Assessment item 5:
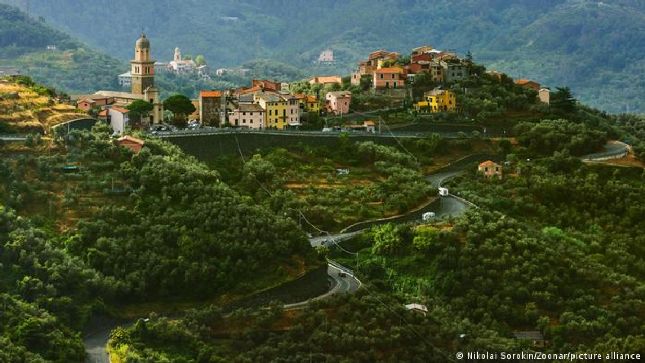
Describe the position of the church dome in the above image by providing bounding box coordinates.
[136,33,150,49]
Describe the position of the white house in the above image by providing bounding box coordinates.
[118,71,132,87]
[439,187,449,196]
[405,303,428,315]
[109,106,130,134]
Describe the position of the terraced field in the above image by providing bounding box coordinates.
[0,79,82,133]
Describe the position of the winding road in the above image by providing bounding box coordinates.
[83,154,482,363]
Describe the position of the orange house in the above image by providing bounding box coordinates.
[515,79,541,92]
[116,135,145,154]
[478,160,502,179]
[373,68,405,89]
[77,99,97,112]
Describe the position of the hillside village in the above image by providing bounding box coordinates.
[63,35,552,135]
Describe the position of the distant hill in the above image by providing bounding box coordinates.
[1,0,643,113]
[0,4,123,94]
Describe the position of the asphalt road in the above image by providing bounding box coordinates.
[309,232,361,248]
[581,140,630,161]
[82,153,483,362]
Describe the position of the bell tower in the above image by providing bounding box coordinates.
[131,33,155,95]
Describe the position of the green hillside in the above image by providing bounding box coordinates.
[0,4,123,93]
[1,0,642,113]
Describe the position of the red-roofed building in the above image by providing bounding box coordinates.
[478,160,502,179]
[116,135,145,154]
[515,79,540,92]
[252,79,281,91]
[199,90,225,125]
[373,67,406,89]
[77,99,96,112]
[309,75,342,86]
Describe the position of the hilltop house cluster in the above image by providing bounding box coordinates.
[71,35,550,135]
[197,78,345,130]
[72,34,163,134]
[118,46,210,88]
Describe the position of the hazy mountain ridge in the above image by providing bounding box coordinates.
[1,0,643,112]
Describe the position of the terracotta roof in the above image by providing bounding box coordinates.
[111,106,130,114]
[200,90,222,98]
[306,95,318,103]
[479,160,499,168]
[515,79,536,85]
[238,86,262,95]
[98,110,108,117]
[78,99,96,104]
[117,135,145,145]
[375,67,404,74]
[310,75,342,84]
[363,120,375,126]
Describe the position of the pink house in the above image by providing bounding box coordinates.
[373,68,405,89]
[325,91,352,115]
[228,103,265,129]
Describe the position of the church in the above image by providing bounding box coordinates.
[72,34,164,131]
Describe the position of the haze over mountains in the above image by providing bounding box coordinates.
[1,0,643,113]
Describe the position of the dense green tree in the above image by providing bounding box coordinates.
[125,99,153,125]
[163,94,196,127]
[550,87,577,114]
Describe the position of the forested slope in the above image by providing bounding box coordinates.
[2,0,642,113]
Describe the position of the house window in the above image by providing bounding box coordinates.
[380,74,384,79]
[391,74,395,79]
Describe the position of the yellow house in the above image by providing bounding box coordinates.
[255,92,288,129]
[305,95,320,113]
[415,89,456,113]
[294,94,320,114]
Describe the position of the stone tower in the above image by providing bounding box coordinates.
[174,47,182,62]
[131,33,155,95]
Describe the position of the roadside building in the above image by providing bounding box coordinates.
[478,160,503,179]
[416,89,456,113]
[325,91,352,115]
[364,120,376,133]
[282,93,301,127]
[116,135,145,153]
[255,91,288,129]
[108,106,130,134]
[228,103,265,129]
[373,67,405,89]
[294,94,321,114]
[199,90,224,125]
